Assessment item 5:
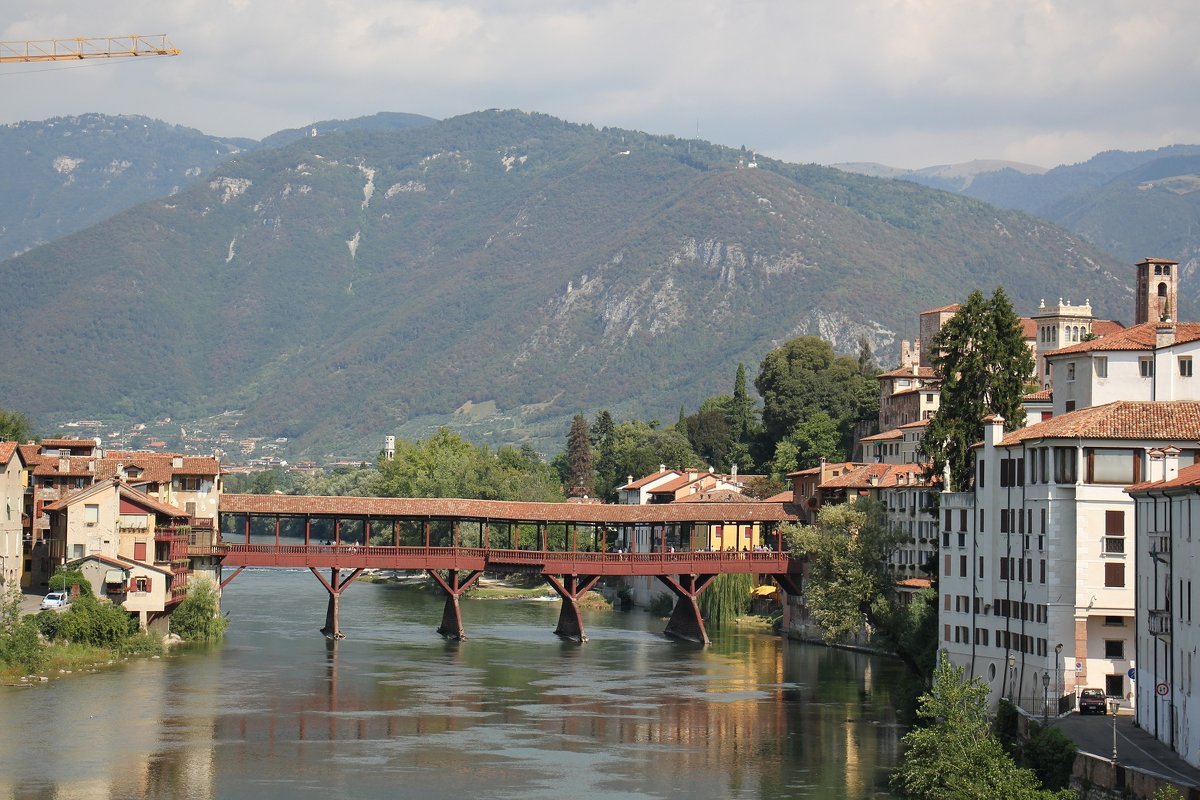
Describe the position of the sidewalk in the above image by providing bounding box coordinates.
[1055,710,1200,788]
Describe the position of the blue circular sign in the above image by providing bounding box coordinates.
[1128,668,1137,680]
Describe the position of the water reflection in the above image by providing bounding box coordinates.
[0,571,904,799]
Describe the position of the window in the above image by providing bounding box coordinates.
[1053,447,1077,483]
[1182,357,1194,378]
[1104,563,1125,588]
[134,576,149,593]
[1104,616,1125,627]
[1067,362,1076,381]
[1105,640,1125,659]
[1087,449,1140,485]
[1141,357,1154,377]
[1095,356,1108,378]
[83,504,99,525]
[1065,400,1076,412]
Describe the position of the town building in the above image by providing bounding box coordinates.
[1127,452,1200,769]
[42,477,193,629]
[938,402,1200,714]
[0,442,28,590]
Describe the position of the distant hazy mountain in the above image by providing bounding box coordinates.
[835,146,1200,275]
[0,114,253,258]
[0,110,1140,458]
[258,111,436,149]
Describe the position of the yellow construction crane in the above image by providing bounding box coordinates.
[0,35,179,64]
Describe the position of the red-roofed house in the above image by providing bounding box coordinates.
[43,478,192,628]
[939,401,1200,715]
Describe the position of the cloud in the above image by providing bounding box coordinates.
[2,0,1198,168]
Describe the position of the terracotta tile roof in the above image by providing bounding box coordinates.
[878,366,937,379]
[860,429,903,443]
[674,489,753,503]
[39,437,99,450]
[1023,388,1053,402]
[68,552,172,575]
[620,469,681,490]
[100,452,220,479]
[785,462,863,478]
[0,441,20,465]
[922,303,961,315]
[819,463,934,489]
[1020,318,1037,340]
[42,478,189,518]
[649,473,711,494]
[994,401,1200,447]
[896,577,933,589]
[890,386,936,398]
[31,456,97,477]
[18,444,42,464]
[220,494,801,524]
[1046,322,1200,356]
[1128,462,1200,493]
[763,490,793,503]
[898,419,931,430]
[1093,320,1126,338]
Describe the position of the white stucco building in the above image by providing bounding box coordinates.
[939,402,1200,713]
[1127,454,1200,768]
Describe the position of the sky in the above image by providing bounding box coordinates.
[2,1,1198,170]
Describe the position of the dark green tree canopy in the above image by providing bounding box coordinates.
[920,288,1035,492]
[0,408,33,443]
[564,413,595,497]
[755,335,879,457]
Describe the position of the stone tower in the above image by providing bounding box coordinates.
[1135,258,1179,325]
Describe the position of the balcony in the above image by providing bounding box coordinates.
[1148,609,1172,638]
[1148,532,1171,563]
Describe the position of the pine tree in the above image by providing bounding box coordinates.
[921,287,1035,491]
[565,414,595,497]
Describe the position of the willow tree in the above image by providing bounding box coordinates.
[920,288,1034,492]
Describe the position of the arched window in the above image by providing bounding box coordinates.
[1159,282,1168,298]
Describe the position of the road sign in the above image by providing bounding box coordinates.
[1157,682,1170,697]
[1128,668,1137,681]
[1076,660,1083,673]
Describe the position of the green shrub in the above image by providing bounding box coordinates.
[0,617,49,674]
[1023,723,1077,792]
[33,610,62,640]
[49,566,93,597]
[56,595,137,647]
[993,698,1021,756]
[170,580,228,641]
[647,593,675,617]
[119,632,164,657]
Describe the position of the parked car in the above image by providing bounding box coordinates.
[1078,688,1107,715]
[40,591,70,610]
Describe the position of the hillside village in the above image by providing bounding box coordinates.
[4,255,1200,774]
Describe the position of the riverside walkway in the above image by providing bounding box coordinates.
[212,494,804,644]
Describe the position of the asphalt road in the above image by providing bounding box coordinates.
[1055,711,1200,788]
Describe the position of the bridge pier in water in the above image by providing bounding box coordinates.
[310,567,364,640]
[544,574,601,642]
[657,574,717,644]
[428,569,482,640]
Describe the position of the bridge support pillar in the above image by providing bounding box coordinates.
[657,574,717,644]
[428,569,482,640]
[310,567,364,640]
[544,574,601,642]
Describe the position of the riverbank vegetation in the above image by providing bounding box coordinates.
[892,654,1074,799]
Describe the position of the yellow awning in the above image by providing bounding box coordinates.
[751,584,779,597]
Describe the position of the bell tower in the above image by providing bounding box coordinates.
[1135,258,1179,324]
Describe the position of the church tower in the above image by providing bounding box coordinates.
[1135,258,1179,324]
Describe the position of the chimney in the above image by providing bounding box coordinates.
[1146,448,1165,483]
[819,457,827,485]
[172,456,184,469]
[731,464,738,479]
[88,459,95,473]
[58,457,69,472]
[659,464,666,473]
[983,414,1005,448]
[1163,446,1181,482]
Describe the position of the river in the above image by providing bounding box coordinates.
[1,570,909,799]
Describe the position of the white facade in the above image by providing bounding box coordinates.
[1129,453,1200,768]
[939,404,1200,713]
[1047,323,1200,416]
[0,444,25,589]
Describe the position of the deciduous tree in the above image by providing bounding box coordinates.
[0,408,32,442]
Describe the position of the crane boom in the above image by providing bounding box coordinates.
[0,35,180,64]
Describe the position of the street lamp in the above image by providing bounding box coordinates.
[1054,643,1063,712]
[1042,673,1051,722]
[1008,654,1017,701]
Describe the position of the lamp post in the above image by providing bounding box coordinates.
[1042,673,1050,722]
[1054,643,1063,713]
[1008,654,1017,701]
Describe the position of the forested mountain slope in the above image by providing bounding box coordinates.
[0,110,1139,456]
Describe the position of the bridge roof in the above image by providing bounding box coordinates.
[221,494,801,524]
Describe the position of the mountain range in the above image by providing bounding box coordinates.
[0,110,1187,459]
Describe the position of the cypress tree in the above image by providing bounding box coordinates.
[921,287,1034,491]
[565,414,595,497]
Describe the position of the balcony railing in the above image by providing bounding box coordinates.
[1148,609,1172,638]
[1148,532,1171,561]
